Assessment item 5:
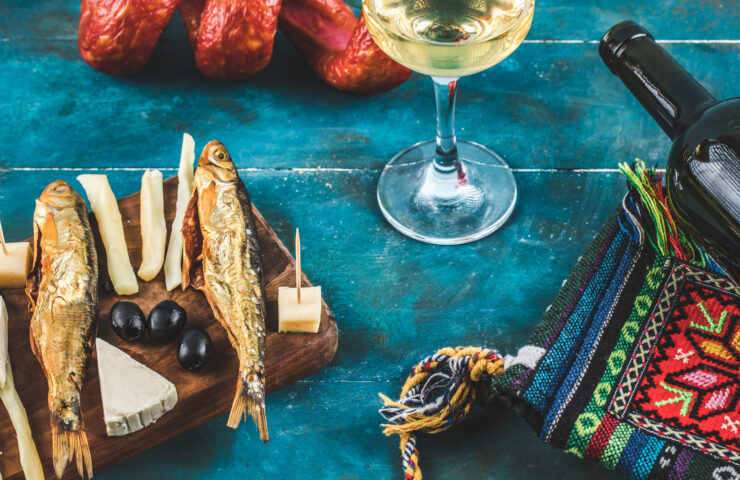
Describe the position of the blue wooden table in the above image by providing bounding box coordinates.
[1,1,738,478]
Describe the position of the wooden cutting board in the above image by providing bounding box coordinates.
[0,177,338,479]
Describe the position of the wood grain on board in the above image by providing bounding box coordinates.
[0,176,338,479]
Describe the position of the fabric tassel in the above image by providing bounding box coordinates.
[379,161,725,480]
[379,347,505,479]
[619,159,723,273]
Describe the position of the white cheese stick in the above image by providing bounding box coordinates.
[77,174,138,295]
[0,242,32,289]
[164,133,195,291]
[0,297,44,480]
[138,169,166,281]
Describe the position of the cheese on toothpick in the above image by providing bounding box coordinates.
[278,229,322,333]
[0,243,32,289]
[77,174,138,295]
[138,169,166,281]
[0,220,32,289]
[278,286,322,333]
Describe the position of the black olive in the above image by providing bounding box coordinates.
[109,301,146,342]
[178,329,212,371]
[147,300,187,342]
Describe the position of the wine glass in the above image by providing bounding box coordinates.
[363,0,534,244]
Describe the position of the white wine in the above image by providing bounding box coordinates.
[363,0,534,78]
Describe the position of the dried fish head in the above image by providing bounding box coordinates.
[38,180,79,211]
[198,140,238,184]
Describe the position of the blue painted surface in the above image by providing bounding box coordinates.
[0,1,737,478]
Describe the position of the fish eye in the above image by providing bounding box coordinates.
[56,185,68,193]
[216,151,225,160]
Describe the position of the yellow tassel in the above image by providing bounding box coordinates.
[379,347,505,479]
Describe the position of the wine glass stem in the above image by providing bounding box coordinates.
[432,76,461,173]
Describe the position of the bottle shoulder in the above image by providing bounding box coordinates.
[669,98,740,165]
[667,97,740,241]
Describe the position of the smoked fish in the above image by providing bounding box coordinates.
[182,141,268,441]
[26,180,98,479]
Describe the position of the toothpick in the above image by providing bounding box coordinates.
[295,228,301,304]
[0,218,7,256]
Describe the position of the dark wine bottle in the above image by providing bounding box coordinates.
[600,21,740,282]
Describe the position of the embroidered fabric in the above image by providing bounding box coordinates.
[492,181,740,479]
[380,166,740,480]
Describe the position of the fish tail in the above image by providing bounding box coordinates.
[225,382,245,430]
[246,396,269,442]
[226,379,269,442]
[51,422,93,479]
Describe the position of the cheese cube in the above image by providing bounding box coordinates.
[278,286,322,333]
[0,243,32,289]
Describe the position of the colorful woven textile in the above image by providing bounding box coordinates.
[492,179,740,479]
[382,166,740,479]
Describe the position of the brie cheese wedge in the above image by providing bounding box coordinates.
[96,338,178,436]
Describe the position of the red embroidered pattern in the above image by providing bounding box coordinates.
[632,282,740,451]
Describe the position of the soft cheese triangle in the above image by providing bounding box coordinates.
[96,338,178,436]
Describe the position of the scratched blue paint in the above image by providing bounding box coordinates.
[0,9,738,170]
[0,0,736,478]
[1,38,738,171]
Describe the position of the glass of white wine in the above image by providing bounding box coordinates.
[363,0,535,244]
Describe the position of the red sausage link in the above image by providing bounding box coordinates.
[278,0,411,94]
[178,0,207,50]
[181,0,282,79]
[78,0,411,91]
[78,0,178,75]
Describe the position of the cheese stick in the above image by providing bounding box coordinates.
[77,174,138,295]
[0,297,44,480]
[164,133,195,291]
[138,169,166,281]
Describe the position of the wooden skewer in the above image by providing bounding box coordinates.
[0,218,7,256]
[295,228,301,304]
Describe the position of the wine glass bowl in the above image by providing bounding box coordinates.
[363,0,534,244]
[363,0,534,78]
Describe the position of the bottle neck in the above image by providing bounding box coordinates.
[600,22,716,140]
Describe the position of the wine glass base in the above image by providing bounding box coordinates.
[377,139,517,245]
